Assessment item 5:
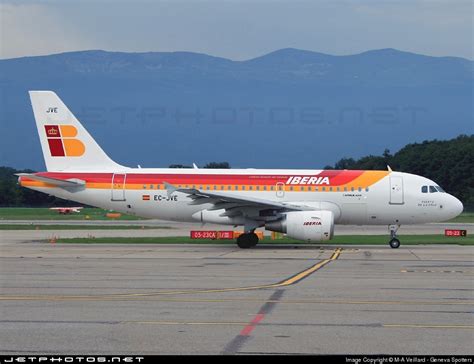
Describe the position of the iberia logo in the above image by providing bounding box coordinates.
[44,125,85,157]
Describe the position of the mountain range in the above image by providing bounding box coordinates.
[0,48,472,170]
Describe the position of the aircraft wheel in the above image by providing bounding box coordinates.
[236,233,259,249]
[389,238,400,249]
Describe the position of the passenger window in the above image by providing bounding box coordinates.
[421,186,428,193]
[429,186,437,193]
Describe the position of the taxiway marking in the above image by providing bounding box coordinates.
[0,248,342,301]
[120,321,474,330]
[383,324,474,329]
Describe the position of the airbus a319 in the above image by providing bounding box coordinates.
[18,91,463,248]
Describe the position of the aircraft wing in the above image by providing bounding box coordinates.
[16,174,86,188]
[164,182,314,218]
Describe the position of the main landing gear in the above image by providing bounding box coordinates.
[236,232,259,249]
[389,224,401,249]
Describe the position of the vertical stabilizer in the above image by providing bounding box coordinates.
[29,91,123,171]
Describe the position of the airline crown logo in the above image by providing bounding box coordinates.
[44,125,85,157]
[47,128,59,137]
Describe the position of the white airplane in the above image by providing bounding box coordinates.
[18,91,463,248]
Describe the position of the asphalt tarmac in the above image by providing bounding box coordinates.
[0,236,472,355]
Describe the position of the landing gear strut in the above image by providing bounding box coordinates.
[388,224,401,249]
[236,232,259,249]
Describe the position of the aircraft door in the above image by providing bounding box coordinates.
[389,176,404,204]
[111,173,127,201]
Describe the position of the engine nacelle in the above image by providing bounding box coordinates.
[266,210,334,242]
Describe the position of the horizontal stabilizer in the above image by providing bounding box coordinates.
[16,173,85,188]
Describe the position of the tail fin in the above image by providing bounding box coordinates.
[29,91,123,171]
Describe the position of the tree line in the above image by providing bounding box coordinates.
[325,134,473,208]
[0,135,472,209]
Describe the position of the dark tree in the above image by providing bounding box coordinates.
[327,135,473,207]
[204,162,230,169]
[168,164,192,168]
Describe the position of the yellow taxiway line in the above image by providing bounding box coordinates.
[0,248,342,301]
[118,320,474,330]
[383,324,474,329]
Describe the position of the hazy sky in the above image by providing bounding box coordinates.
[1,0,472,60]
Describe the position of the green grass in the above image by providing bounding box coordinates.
[447,212,474,224]
[1,208,472,223]
[0,224,168,230]
[0,207,143,220]
[52,234,474,245]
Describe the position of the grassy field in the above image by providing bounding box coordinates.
[0,207,143,220]
[0,224,168,230]
[1,208,473,222]
[53,234,474,245]
[448,212,474,223]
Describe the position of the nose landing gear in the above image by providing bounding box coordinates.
[388,224,401,249]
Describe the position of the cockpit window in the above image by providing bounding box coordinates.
[429,186,438,193]
[435,186,445,193]
[421,186,428,193]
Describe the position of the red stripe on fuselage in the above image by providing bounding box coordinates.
[33,170,366,186]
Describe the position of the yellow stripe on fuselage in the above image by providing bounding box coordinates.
[20,171,390,192]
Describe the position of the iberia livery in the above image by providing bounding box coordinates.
[18,91,464,248]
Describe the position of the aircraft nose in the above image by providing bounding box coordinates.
[448,195,463,219]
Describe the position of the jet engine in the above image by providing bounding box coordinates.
[265,210,334,242]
